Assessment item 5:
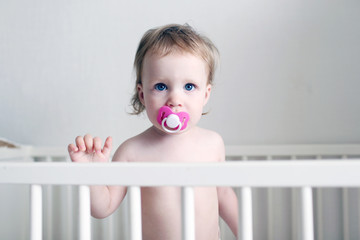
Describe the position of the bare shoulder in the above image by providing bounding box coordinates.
[199,128,224,144]
[197,127,225,162]
[111,132,148,162]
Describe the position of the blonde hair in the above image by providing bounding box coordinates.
[131,23,219,115]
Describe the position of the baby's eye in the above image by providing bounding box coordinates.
[154,83,167,91]
[184,83,195,91]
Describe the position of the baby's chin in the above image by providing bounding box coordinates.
[151,124,190,136]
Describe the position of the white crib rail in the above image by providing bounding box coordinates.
[1,160,360,240]
[3,160,360,186]
[1,144,360,240]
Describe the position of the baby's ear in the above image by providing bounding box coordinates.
[203,84,212,106]
[137,84,145,105]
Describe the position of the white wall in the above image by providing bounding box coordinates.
[1,0,359,147]
[2,2,360,239]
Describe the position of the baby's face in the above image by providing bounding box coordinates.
[138,51,211,134]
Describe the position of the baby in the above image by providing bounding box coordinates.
[68,23,238,240]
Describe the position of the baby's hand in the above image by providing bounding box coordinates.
[67,134,112,163]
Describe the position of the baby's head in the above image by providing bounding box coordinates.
[131,23,219,115]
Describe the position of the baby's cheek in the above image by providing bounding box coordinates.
[191,112,203,124]
[146,109,157,123]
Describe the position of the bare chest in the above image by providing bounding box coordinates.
[137,141,219,163]
[140,187,219,240]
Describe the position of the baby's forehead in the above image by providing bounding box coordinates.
[145,50,208,69]
[145,49,208,68]
[142,51,210,84]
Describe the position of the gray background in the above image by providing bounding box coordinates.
[1,0,359,147]
[1,1,360,240]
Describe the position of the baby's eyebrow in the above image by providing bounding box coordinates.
[183,78,201,84]
[149,77,168,83]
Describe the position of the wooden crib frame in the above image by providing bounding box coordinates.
[1,144,360,240]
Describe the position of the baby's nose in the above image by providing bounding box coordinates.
[166,91,183,108]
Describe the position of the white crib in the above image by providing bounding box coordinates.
[1,144,360,240]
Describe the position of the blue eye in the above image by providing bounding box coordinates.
[155,83,167,91]
[184,83,195,91]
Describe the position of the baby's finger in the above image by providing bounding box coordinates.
[102,136,113,156]
[93,137,102,154]
[84,134,94,153]
[75,136,85,151]
[68,143,78,153]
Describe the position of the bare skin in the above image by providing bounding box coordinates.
[68,52,238,240]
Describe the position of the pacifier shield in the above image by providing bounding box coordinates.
[157,106,190,133]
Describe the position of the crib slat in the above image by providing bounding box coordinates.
[107,214,115,240]
[79,185,91,240]
[31,184,43,240]
[182,187,195,240]
[291,155,297,240]
[358,190,360,239]
[45,156,53,240]
[266,156,273,240]
[238,187,253,240]
[129,186,142,240]
[67,186,74,240]
[300,187,314,240]
[342,188,349,240]
[315,155,323,240]
[342,155,350,240]
[65,157,74,240]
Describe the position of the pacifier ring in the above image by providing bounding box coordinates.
[161,118,182,133]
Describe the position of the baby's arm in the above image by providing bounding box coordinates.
[214,134,238,237]
[68,134,127,218]
[217,186,238,237]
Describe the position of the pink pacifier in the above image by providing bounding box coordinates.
[157,106,190,133]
